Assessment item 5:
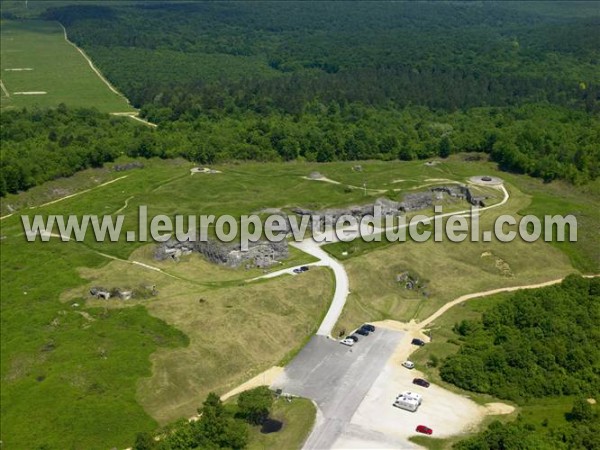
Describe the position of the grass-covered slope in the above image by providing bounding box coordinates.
[0,19,134,112]
[1,154,597,448]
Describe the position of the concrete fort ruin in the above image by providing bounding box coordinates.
[154,183,485,268]
[292,184,487,228]
[155,238,288,269]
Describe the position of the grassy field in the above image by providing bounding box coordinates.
[246,397,316,450]
[0,19,134,112]
[67,252,332,424]
[318,154,599,336]
[0,236,189,450]
[1,155,596,449]
[329,181,576,336]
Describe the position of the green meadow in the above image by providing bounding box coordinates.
[0,19,134,112]
[1,155,597,448]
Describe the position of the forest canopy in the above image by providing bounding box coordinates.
[1,1,599,195]
[444,275,600,449]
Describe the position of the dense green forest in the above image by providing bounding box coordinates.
[2,1,599,192]
[0,106,149,196]
[443,275,600,449]
[44,2,599,112]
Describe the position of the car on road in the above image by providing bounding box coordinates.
[362,324,375,332]
[411,338,426,346]
[346,335,359,342]
[413,378,430,388]
[416,425,433,435]
[356,328,370,336]
[293,268,303,274]
[402,361,415,369]
[300,266,310,272]
[340,338,355,346]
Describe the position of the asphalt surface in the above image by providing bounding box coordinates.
[272,329,403,450]
[291,240,350,337]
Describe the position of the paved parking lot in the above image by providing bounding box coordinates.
[271,329,403,450]
[273,324,502,449]
[336,355,485,449]
[330,326,495,449]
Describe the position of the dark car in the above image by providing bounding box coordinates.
[411,338,426,346]
[346,335,359,342]
[300,266,310,272]
[416,425,433,435]
[356,328,370,336]
[362,324,376,332]
[413,378,430,388]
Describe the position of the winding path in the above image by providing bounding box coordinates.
[416,273,599,331]
[59,23,124,98]
[1,176,129,221]
[59,23,157,128]
[26,231,187,282]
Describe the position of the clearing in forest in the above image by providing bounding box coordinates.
[0,19,134,112]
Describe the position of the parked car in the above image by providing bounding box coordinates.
[356,328,370,336]
[413,378,430,388]
[362,324,375,332]
[402,361,415,369]
[300,266,310,272]
[411,338,426,346]
[416,425,433,435]
[340,338,355,346]
[346,335,359,342]
[293,268,303,274]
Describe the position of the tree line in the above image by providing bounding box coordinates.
[2,102,598,197]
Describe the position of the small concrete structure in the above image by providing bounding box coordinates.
[190,167,222,175]
[468,175,503,186]
[117,289,133,300]
[90,287,110,300]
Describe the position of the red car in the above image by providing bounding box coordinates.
[416,425,433,435]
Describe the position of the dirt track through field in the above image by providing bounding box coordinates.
[59,23,157,128]
[0,79,10,97]
[111,112,157,128]
[59,23,123,98]
[34,176,129,208]
[1,176,130,221]
[416,276,597,330]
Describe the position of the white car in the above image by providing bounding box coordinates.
[402,361,415,369]
[340,338,355,346]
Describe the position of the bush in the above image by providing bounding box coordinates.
[237,386,274,425]
[568,398,594,422]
